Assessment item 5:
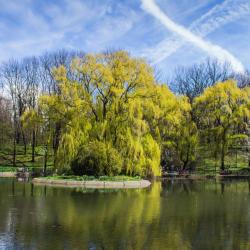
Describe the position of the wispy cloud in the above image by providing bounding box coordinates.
[0,0,249,72]
[0,0,137,61]
[141,0,250,65]
[141,0,246,73]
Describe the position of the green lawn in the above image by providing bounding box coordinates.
[43,175,142,181]
[0,166,16,172]
[195,146,249,176]
[0,144,249,176]
[0,144,54,171]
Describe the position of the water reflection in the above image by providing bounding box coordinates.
[0,178,249,250]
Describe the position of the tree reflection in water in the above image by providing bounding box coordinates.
[0,178,249,250]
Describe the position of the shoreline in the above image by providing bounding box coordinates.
[0,172,16,177]
[32,177,151,189]
[0,172,250,180]
[1,173,249,183]
[161,174,250,180]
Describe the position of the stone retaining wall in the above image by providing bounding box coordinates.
[32,178,151,189]
[0,172,16,177]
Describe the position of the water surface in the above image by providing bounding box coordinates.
[0,178,249,250]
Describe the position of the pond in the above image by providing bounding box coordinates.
[0,178,249,250]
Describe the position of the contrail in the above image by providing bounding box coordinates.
[141,0,250,65]
[141,0,245,73]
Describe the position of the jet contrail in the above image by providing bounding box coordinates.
[141,0,250,65]
[141,0,245,73]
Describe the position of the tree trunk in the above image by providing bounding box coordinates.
[247,147,250,168]
[16,130,20,144]
[235,148,237,168]
[43,144,48,176]
[13,134,16,167]
[53,122,61,166]
[183,144,190,170]
[22,131,27,155]
[221,147,225,171]
[53,123,61,152]
[13,119,17,167]
[31,129,35,162]
[220,130,226,171]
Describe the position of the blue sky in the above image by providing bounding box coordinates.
[0,0,249,76]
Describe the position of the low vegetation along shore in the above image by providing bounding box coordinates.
[0,50,249,182]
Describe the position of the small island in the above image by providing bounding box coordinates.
[32,176,151,189]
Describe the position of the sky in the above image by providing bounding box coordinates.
[0,0,250,76]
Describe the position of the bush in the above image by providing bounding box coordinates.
[57,167,74,176]
[71,141,122,176]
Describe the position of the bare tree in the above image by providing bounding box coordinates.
[171,58,233,101]
[235,70,250,88]
[22,56,40,161]
[0,95,12,147]
[39,49,84,94]
[1,59,24,166]
[0,49,85,168]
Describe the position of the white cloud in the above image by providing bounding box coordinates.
[141,0,246,73]
[142,0,250,64]
[0,0,137,61]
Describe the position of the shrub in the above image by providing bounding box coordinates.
[71,141,122,176]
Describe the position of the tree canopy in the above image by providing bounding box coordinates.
[1,50,249,177]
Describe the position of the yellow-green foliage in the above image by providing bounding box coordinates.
[23,51,249,176]
[71,140,123,176]
[143,84,198,168]
[193,80,250,169]
[194,80,249,134]
[142,134,161,177]
[30,51,165,177]
[38,66,92,168]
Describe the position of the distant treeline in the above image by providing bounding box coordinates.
[0,49,249,177]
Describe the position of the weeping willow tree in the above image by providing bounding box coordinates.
[193,80,250,170]
[22,51,165,177]
[143,84,198,169]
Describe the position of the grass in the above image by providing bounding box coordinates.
[0,166,16,172]
[1,144,249,177]
[194,145,249,176]
[43,175,142,182]
[0,144,54,171]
